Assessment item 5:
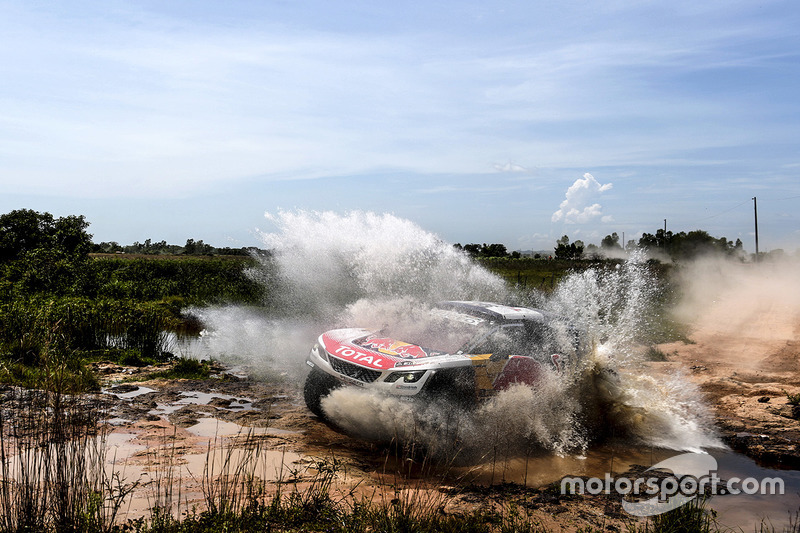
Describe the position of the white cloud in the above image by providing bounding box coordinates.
[493,162,528,172]
[551,173,613,224]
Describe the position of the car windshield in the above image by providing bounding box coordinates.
[381,307,492,355]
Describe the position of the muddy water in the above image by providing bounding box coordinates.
[708,450,800,530]
[433,443,798,529]
[101,420,303,521]
[462,446,796,529]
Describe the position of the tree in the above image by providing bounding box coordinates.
[638,229,674,252]
[457,243,510,258]
[601,232,622,251]
[554,236,583,260]
[584,243,600,259]
[0,209,92,261]
[638,227,744,260]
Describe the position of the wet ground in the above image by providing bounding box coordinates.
[88,362,639,530]
[87,339,800,532]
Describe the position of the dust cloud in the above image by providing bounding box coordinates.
[671,256,800,368]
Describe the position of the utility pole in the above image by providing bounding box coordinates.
[753,197,759,262]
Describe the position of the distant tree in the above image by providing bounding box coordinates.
[638,229,674,252]
[183,239,214,255]
[554,236,583,260]
[184,238,197,255]
[458,243,510,258]
[584,243,601,259]
[639,227,745,260]
[482,243,508,257]
[95,241,123,253]
[217,246,251,256]
[601,232,622,251]
[462,243,481,256]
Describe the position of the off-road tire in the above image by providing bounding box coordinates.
[304,368,340,419]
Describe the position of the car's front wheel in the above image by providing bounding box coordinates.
[303,368,341,419]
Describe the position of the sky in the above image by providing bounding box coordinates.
[1,0,799,253]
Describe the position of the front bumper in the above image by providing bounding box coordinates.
[306,339,433,397]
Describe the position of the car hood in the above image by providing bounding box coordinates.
[320,328,451,370]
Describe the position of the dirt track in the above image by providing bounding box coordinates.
[655,259,800,466]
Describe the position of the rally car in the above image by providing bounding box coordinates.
[304,301,588,418]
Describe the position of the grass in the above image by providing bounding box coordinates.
[626,498,719,533]
[644,346,669,362]
[144,357,213,380]
[784,390,800,406]
[479,257,611,291]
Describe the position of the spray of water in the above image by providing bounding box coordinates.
[190,210,721,459]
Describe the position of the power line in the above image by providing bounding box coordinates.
[692,199,751,223]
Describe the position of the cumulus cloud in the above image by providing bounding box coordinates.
[551,173,613,224]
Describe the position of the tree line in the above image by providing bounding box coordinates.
[453,242,522,259]
[457,228,748,262]
[554,230,746,261]
[94,238,263,256]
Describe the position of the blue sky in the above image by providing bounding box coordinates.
[2,0,799,252]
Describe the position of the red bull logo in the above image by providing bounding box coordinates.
[392,343,429,359]
[359,336,432,359]
[361,337,396,352]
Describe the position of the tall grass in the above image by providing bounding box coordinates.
[0,297,178,371]
[626,498,718,533]
[88,257,264,305]
[0,342,121,533]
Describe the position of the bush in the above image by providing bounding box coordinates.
[148,358,212,380]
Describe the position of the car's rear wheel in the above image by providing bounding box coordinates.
[304,368,340,419]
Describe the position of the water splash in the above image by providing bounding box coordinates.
[323,372,585,461]
[191,210,721,457]
[254,210,507,320]
[545,251,660,361]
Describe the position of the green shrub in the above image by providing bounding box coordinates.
[147,357,212,380]
[645,346,668,361]
[784,390,800,406]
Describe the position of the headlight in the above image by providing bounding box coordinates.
[384,370,426,383]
